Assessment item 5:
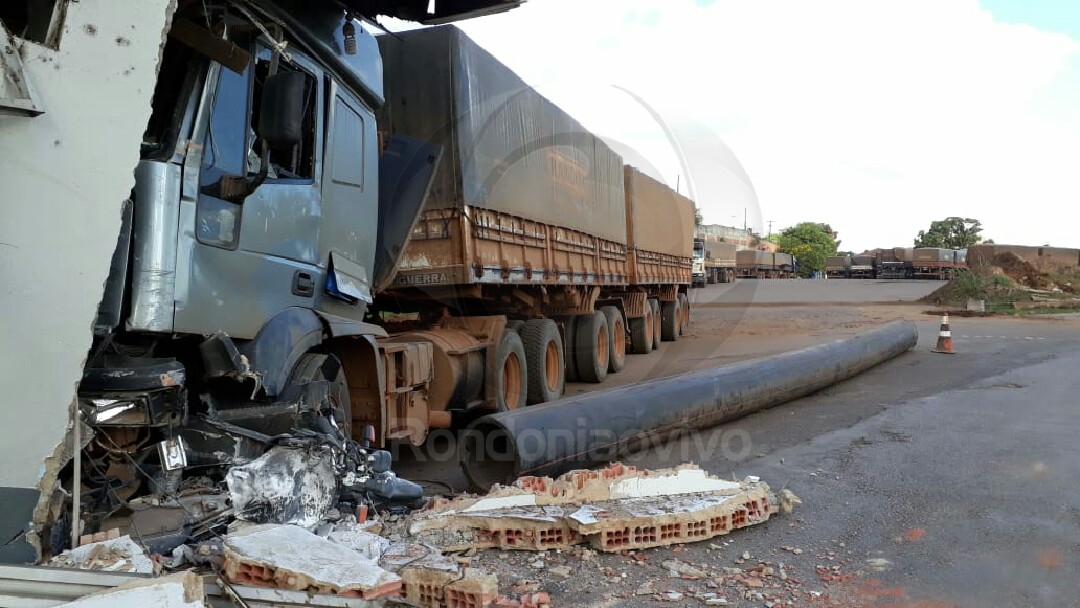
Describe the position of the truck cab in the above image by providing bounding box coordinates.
[692,237,707,287]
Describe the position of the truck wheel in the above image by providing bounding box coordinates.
[677,293,690,336]
[600,306,626,373]
[629,308,652,355]
[288,352,351,438]
[561,316,580,383]
[574,311,609,383]
[649,299,662,350]
[506,320,525,334]
[521,319,563,404]
[661,299,680,342]
[706,270,715,285]
[494,330,527,411]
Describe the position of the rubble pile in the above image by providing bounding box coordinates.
[44,462,795,608]
[407,463,778,553]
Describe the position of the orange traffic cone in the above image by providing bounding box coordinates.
[932,314,954,354]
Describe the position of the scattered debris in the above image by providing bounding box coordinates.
[222,524,402,599]
[48,535,154,574]
[57,571,206,608]
[408,463,785,553]
[662,559,708,579]
[226,446,338,527]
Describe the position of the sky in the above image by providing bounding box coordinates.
[386,0,1080,251]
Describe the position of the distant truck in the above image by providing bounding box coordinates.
[703,241,738,284]
[736,249,774,278]
[849,255,876,279]
[912,247,962,279]
[774,252,796,278]
[692,238,707,288]
[876,247,913,279]
[825,254,852,278]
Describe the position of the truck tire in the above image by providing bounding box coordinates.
[574,311,609,383]
[520,319,564,404]
[493,330,527,411]
[677,292,690,336]
[561,316,580,383]
[661,299,680,342]
[706,270,715,285]
[649,299,662,350]
[288,353,351,438]
[600,306,626,373]
[506,320,525,334]
[629,308,652,355]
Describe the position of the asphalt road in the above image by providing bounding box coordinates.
[450,280,1080,606]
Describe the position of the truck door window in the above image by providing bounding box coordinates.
[250,47,317,181]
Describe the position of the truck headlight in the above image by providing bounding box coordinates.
[81,398,151,426]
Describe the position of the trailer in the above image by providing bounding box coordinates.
[913,248,961,279]
[825,254,852,278]
[703,241,738,283]
[850,254,876,279]
[378,27,694,383]
[774,252,796,278]
[736,249,774,278]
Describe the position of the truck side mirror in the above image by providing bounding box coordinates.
[257,71,305,150]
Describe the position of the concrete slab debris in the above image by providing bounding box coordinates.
[222,524,401,599]
[226,446,338,527]
[58,571,206,608]
[47,535,154,574]
[408,463,784,553]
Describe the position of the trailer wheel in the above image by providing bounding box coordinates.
[560,316,580,383]
[506,320,525,334]
[648,299,662,350]
[629,308,652,355]
[661,299,680,341]
[600,306,626,373]
[574,311,609,383]
[677,293,690,336]
[494,330,527,411]
[521,319,564,404]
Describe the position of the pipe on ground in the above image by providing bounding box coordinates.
[461,321,917,490]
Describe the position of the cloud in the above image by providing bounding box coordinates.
[388,0,1080,250]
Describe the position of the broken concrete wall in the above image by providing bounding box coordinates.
[0,0,178,561]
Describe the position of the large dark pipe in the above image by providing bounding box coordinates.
[461,321,917,489]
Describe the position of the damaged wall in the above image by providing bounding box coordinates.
[0,0,178,561]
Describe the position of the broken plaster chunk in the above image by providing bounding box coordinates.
[47,535,154,574]
[223,524,401,599]
[327,526,391,561]
[777,489,803,514]
[661,559,708,579]
[226,446,337,528]
[58,571,206,608]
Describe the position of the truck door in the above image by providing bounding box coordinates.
[175,43,326,339]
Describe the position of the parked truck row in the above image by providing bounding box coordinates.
[826,248,968,279]
[735,249,796,279]
[0,3,695,562]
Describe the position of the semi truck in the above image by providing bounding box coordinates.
[825,254,852,278]
[0,2,694,564]
[849,254,876,279]
[913,247,962,279]
[703,241,738,284]
[692,238,707,287]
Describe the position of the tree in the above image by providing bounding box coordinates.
[914,217,983,249]
[774,222,839,277]
[694,205,703,227]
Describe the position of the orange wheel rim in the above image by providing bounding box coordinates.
[503,353,522,409]
[544,340,560,391]
[614,319,625,357]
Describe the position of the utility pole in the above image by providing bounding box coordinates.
[767,220,774,239]
[743,208,747,231]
